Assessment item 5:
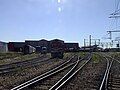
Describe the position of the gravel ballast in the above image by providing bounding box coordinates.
[61,53,107,90]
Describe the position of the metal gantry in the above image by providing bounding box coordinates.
[107,30,120,39]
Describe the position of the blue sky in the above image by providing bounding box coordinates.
[0,0,118,46]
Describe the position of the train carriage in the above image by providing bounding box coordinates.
[64,43,79,52]
[23,45,36,54]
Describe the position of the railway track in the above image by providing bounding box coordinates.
[49,54,92,90]
[59,53,107,90]
[0,55,74,75]
[0,54,77,90]
[108,61,120,90]
[11,54,91,90]
[0,53,78,75]
[0,53,75,74]
[99,54,120,90]
[0,55,51,74]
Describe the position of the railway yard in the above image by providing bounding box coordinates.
[0,52,119,90]
[1,0,120,90]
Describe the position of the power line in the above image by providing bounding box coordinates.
[116,0,120,11]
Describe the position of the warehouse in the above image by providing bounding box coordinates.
[25,39,49,47]
[39,39,49,47]
[25,40,39,47]
[0,41,8,53]
[25,39,50,53]
[8,42,25,52]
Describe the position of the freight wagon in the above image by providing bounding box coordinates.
[103,48,120,52]
[50,39,64,59]
[23,45,36,54]
[80,45,102,52]
[36,46,47,54]
[36,46,41,53]
[64,43,79,52]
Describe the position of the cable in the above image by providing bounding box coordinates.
[116,0,120,11]
[111,0,120,15]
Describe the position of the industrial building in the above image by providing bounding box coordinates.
[8,42,25,52]
[7,39,80,53]
[25,39,50,53]
[0,41,8,53]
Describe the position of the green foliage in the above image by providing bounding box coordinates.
[92,54,101,64]
[64,52,73,59]
[0,53,40,65]
[78,52,87,57]
[0,52,21,60]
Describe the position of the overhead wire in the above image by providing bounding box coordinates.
[116,0,120,11]
[109,0,120,30]
[115,0,120,29]
[103,0,120,45]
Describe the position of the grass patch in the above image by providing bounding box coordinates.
[0,52,22,60]
[78,52,87,57]
[0,53,40,65]
[92,54,101,64]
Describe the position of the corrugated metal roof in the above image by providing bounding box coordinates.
[0,41,6,44]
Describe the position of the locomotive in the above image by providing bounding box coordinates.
[41,46,47,54]
[23,45,36,54]
[50,39,64,59]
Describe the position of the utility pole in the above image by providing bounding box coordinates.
[84,39,86,47]
[98,39,100,45]
[95,40,96,45]
[84,39,86,52]
[89,35,92,52]
[91,39,100,46]
[89,35,91,47]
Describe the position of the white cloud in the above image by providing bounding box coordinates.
[58,0,61,3]
[58,7,62,12]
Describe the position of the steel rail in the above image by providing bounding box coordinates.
[106,54,120,64]
[0,55,76,74]
[0,58,51,74]
[99,52,120,64]
[0,54,44,68]
[13,63,75,90]
[99,57,110,90]
[99,56,113,90]
[50,55,92,90]
[0,55,46,70]
[49,57,80,90]
[105,60,113,90]
[11,55,76,90]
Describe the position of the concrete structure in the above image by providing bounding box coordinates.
[0,41,8,53]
